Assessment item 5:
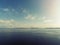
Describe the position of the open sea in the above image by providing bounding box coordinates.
[0,28,60,45]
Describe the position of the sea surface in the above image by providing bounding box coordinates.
[0,28,60,45]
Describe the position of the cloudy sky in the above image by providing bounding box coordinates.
[0,0,60,28]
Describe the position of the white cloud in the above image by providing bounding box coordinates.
[43,19,52,23]
[0,19,53,28]
[22,9,27,13]
[12,9,15,11]
[0,19,31,28]
[0,19,14,23]
[25,14,52,23]
[25,14,36,20]
[38,16,46,20]
[41,16,53,23]
[42,16,46,20]
[22,9,29,14]
[3,8,9,11]
[0,19,15,28]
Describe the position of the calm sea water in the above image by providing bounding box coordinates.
[0,28,60,45]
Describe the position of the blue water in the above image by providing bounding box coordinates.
[0,28,60,45]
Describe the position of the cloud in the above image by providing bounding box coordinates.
[3,8,9,11]
[38,16,46,20]
[25,14,52,23]
[12,9,15,11]
[0,19,15,28]
[43,19,52,23]
[0,19,53,28]
[0,19,31,28]
[22,8,29,14]
[0,19,14,23]
[25,14,36,20]
[22,9,27,13]
[40,16,52,23]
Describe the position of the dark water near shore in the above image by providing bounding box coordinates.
[0,28,60,45]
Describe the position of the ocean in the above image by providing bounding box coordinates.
[0,28,60,45]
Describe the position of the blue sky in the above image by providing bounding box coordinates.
[0,0,42,20]
[0,0,59,28]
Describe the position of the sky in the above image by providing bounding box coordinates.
[0,0,60,28]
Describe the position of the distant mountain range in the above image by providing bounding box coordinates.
[45,27,60,29]
[0,27,60,29]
